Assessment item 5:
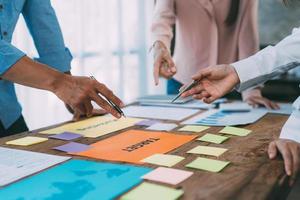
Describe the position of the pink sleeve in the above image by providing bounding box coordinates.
[238,0,259,60]
[151,0,176,50]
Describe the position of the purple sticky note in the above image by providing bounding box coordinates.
[53,142,91,153]
[50,132,82,141]
[135,120,159,127]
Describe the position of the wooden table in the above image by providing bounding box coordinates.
[0,112,294,200]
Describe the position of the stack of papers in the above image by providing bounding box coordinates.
[123,106,198,121]
[0,147,70,186]
[183,109,267,126]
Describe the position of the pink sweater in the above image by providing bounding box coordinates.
[151,0,259,84]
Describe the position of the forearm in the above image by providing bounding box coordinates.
[1,56,65,92]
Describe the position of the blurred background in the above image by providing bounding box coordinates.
[11,0,300,130]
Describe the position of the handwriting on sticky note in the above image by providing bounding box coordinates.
[40,116,143,138]
[141,154,184,167]
[219,126,252,136]
[178,125,210,133]
[197,133,229,144]
[6,136,48,146]
[188,145,227,157]
[120,182,184,200]
[186,157,230,173]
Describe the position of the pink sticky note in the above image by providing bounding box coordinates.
[142,167,193,185]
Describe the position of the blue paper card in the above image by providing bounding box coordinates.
[0,160,151,200]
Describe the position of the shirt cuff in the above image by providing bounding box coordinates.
[280,111,300,143]
[151,35,172,51]
[0,43,26,75]
[231,57,263,92]
[35,47,72,72]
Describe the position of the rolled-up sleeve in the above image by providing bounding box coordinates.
[151,0,176,49]
[0,40,26,75]
[21,0,72,72]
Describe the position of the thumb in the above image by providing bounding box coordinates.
[268,141,278,159]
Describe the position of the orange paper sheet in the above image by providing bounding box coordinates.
[74,130,197,164]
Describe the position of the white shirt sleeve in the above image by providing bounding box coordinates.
[231,27,300,143]
[232,27,300,92]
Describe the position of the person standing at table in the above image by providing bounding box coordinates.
[0,0,123,136]
[151,0,278,109]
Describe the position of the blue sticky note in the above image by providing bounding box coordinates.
[0,160,151,200]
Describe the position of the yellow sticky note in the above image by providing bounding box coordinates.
[219,126,252,136]
[40,116,143,138]
[178,125,210,133]
[186,157,230,173]
[121,182,184,200]
[197,133,229,144]
[141,154,184,167]
[6,136,48,146]
[188,145,227,157]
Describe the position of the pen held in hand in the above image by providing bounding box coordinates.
[90,76,125,118]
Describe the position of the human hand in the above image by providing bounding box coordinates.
[52,74,124,121]
[181,64,240,103]
[242,88,280,110]
[152,41,176,85]
[65,104,107,120]
[268,139,300,186]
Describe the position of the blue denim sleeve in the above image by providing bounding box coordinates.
[21,0,72,72]
[0,40,26,75]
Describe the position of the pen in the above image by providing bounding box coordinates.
[90,76,125,117]
[171,80,199,103]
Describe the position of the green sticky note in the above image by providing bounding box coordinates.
[219,126,252,136]
[187,145,228,157]
[197,133,229,144]
[178,125,210,133]
[121,182,184,200]
[186,157,230,173]
[141,154,184,167]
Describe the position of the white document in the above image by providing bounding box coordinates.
[123,105,199,121]
[257,103,294,115]
[183,109,267,126]
[0,147,70,186]
[137,95,192,104]
[146,123,177,131]
[140,100,214,110]
[220,102,252,112]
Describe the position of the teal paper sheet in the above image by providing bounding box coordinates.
[0,159,151,200]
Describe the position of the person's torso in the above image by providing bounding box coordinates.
[172,0,251,83]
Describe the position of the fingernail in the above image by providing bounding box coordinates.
[120,102,125,107]
[117,113,121,118]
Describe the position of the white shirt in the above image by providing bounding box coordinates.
[232,27,300,143]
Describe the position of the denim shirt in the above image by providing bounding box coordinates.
[0,0,72,129]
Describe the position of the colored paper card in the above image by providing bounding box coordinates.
[142,167,193,185]
[40,116,143,138]
[219,126,252,136]
[0,160,151,200]
[141,154,184,167]
[187,145,228,157]
[74,130,197,164]
[6,136,48,146]
[186,157,230,173]
[121,182,184,200]
[49,132,82,141]
[135,120,159,126]
[53,142,91,153]
[146,123,177,131]
[178,125,210,133]
[197,133,229,144]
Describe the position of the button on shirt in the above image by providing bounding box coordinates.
[0,0,72,129]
